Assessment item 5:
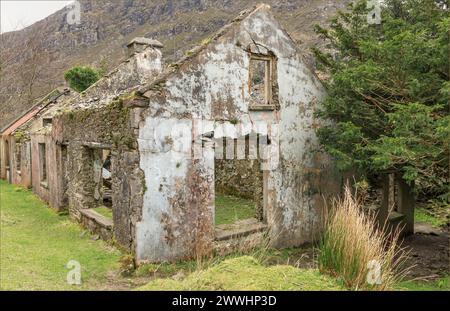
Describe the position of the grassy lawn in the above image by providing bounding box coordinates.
[1,180,446,291]
[398,276,450,291]
[139,256,344,291]
[415,207,447,228]
[0,180,122,290]
[137,250,449,291]
[215,194,256,225]
[92,206,113,220]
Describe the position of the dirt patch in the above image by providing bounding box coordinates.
[264,223,449,282]
[402,230,449,280]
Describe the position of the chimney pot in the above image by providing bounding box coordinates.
[127,37,164,56]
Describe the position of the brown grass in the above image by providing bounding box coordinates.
[318,186,412,290]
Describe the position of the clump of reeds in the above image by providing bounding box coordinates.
[318,186,411,290]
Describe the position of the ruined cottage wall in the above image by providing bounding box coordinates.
[2,136,32,188]
[136,9,280,262]
[0,136,12,182]
[6,137,18,184]
[0,92,74,192]
[47,45,163,250]
[273,55,341,246]
[72,47,163,110]
[239,10,341,246]
[13,139,32,188]
[215,158,263,200]
[0,138,4,179]
[31,134,52,204]
[30,132,68,211]
[53,100,145,251]
[136,34,256,262]
[137,117,215,262]
[136,7,340,262]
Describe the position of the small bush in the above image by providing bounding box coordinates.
[64,66,100,92]
[318,186,410,290]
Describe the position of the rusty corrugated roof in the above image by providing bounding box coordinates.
[1,104,46,137]
[0,88,68,137]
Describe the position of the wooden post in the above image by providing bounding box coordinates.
[395,175,415,235]
[378,174,390,227]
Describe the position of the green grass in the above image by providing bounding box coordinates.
[0,181,122,290]
[134,260,198,278]
[398,276,450,291]
[415,207,447,228]
[215,194,256,225]
[138,256,344,291]
[1,180,444,291]
[92,206,113,219]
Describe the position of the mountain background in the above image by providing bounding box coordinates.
[0,0,349,129]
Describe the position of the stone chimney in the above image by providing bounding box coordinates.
[127,37,164,57]
[126,37,164,81]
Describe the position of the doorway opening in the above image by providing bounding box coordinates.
[5,140,10,182]
[38,143,48,187]
[16,144,22,174]
[214,134,268,239]
[89,147,113,220]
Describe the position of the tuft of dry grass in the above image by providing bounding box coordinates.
[318,186,411,290]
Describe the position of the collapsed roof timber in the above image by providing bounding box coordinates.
[0,4,414,264]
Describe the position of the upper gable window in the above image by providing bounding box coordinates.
[249,55,275,107]
[43,118,53,127]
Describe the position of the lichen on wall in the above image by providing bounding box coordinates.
[135,5,341,263]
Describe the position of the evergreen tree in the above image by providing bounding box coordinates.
[313,0,449,198]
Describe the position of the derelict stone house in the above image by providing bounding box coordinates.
[57,4,341,263]
[0,88,71,194]
[0,34,162,211]
[1,4,342,263]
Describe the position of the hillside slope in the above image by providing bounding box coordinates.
[0,0,349,129]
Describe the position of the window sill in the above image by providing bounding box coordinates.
[16,170,21,176]
[215,218,267,241]
[249,104,276,111]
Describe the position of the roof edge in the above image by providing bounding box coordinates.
[137,3,271,96]
[0,87,69,135]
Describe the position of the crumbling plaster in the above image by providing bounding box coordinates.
[135,6,340,263]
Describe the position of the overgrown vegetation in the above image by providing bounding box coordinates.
[313,0,449,201]
[64,66,101,92]
[318,187,410,290]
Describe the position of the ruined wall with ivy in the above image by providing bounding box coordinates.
[52,98,146,252]
[37,42,165,251]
